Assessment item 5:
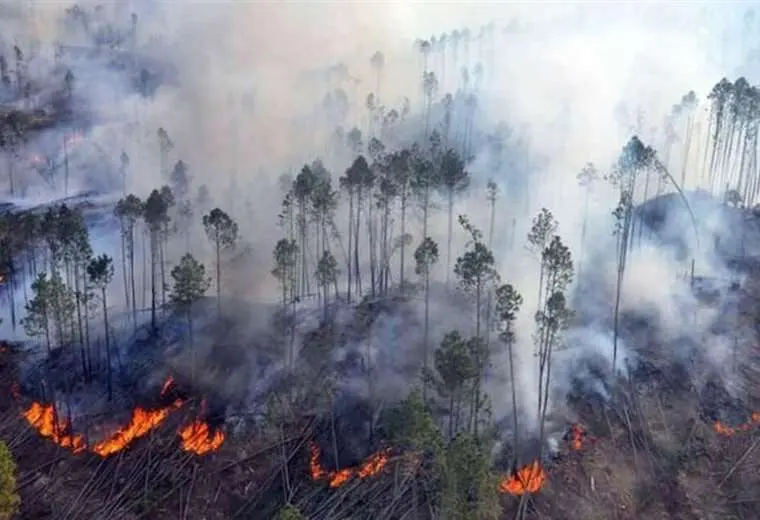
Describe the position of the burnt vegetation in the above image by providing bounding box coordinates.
[0,3,760,520]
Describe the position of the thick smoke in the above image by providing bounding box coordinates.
[3,1,760,454]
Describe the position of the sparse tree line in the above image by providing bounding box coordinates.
[269,110,577,517]
[267,43,580,519]
[0,126,241,398]
[660,77,760,210]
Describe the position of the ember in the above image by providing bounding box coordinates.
[498,461,546,495]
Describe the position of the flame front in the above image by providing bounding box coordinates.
[714,413,760,436]
[498,461,546,495]
[22,402,86,454]
[17,376,225,458]
[309,441,390,488]
[92,400,183,457]
[178,420,225,455]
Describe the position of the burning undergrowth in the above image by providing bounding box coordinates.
[16,372,226,458]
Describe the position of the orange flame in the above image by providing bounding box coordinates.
[498,461,546,495]
[714,413,760,436]
[568,423,596,450]
[18,376,226,458]
[178,420,225,455]
[91,400,184,457]
[22,402,86,454]
[308,441,390,488]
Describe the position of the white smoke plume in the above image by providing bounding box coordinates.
[2,1,759,448]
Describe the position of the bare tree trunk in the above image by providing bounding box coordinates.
[446,189,454,285]
[129,226,137,328]
[355,189,362,298]
[103,288,112,401]
[347,191,353,302]
[399,192,407,292]
[423,266,430,402]
[142,230,148,308]
[369,199,376,297]
[215,235,221,315]
[150,231,157,331]
[160,232,167,307]
[63,135,69,197]
[507,332,520,468]
[120,219,130,319]
[74,263,86,378]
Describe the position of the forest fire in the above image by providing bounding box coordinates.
[714,413,760,436]
[178,420,225,455]
[308,441,391,488]
[18,376,225,457]
[567,423,595,450]
[22,402,86,454]
[92,400,184,457]
[498,461,546,495]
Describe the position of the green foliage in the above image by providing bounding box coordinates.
[87,254,114,290]
[414,236,439,276]
[169,254,210,314]
[493,284,522,338]
[439,434,501,520]
[276,504,306,520]
[454,241,496,292]
[272,238,299,299]
[385,388,443,454]
[457,214,483,244]
[341,155,374,192]
[541,235,574,295]
[23,272,75,348]
[527,208,557,258]
[143,188,170,232]
[170,160,190,200]
[434,331,476,398]
[202,208,239,250]
[0,441,20,520]
[114,193,144,231]
[23,273,51,340]
[439,148,470,195]
[315,251,339,287]
[310,171,338,225]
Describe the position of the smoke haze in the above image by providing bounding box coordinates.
[4,0,760,452]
